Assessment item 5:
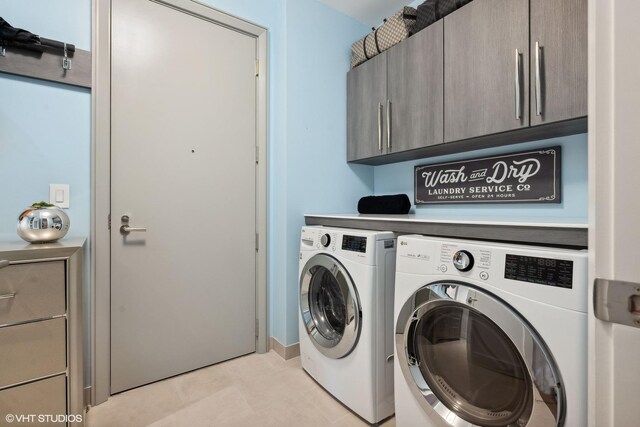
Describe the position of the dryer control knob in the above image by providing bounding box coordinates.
[453,250,474,272]
[320,234,331,247]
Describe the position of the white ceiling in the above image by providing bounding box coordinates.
[318,0,415,27]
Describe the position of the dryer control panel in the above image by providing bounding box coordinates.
[438,243,493,278]
[504,254,574,289]
[396,234,588,313]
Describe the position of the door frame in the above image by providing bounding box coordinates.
[588,1,640,425]
[91,0,269,405]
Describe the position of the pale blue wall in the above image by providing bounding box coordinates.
[284,0,372,343]
[0,0,92,381]
[0,2,91,239]
[374,134,588,223]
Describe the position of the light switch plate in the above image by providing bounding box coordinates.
[49,184,70,208]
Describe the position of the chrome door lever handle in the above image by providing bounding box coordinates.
[120,225,147,234]
[120,215,147,235]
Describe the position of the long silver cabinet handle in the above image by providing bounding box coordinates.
[377,103,383,152]
[514,49,522,120]
[535,41,542,116]
[0,292,16,300]
[386,100,392,151]
[0,260,9,269]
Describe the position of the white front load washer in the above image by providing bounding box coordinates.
[393,235,588,427]
[298,226,397,424]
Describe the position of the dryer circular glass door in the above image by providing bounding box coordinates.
[395,282,564,427]
[300,254,361,359]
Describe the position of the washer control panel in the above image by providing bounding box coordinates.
[320,233,331,248]
[318,231,338,252]
[452,250,474,272]
[301,227,397,267]
[342,235,367,253]
[301,228,337,252]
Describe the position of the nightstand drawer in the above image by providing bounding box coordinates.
[0,318,66,389]
[0,261,66,326]
[0,375,67,425]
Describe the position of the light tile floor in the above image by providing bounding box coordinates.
[87,351,396,427]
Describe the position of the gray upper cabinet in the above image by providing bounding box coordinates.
[346,0,587,165]
[388,20,444,154]
[347,21,444,162]
[347,53,388,161]
[444,0,530,143]
[530,0,587,126]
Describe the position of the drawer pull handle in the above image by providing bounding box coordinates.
[0,292,16,300]
[0,260,9,269]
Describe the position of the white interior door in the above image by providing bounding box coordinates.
[110,0,257,393]
[589,1,640,425]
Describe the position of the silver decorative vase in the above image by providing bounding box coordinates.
[17,206,70,243]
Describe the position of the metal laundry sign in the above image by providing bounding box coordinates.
[414,146,561,204]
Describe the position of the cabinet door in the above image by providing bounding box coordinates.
[388,20,444,153]
[530,0,587,125]
[347,53,388,161]
[444,0,529,142]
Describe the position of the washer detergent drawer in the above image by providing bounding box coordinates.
[0,318,66,388]
[0,261,66,326]
[0,375,67,422]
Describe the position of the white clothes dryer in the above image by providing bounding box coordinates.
[393,235,588,427]
[298,226,397,424]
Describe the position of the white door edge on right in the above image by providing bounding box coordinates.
[589,1,640,426]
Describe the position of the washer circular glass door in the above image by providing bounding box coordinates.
[300,254,361,359]
[396,282,565,427]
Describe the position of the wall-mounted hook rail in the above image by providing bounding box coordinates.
[62,42,72,71]
[0,18,90,87]
[0,17,89,87]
